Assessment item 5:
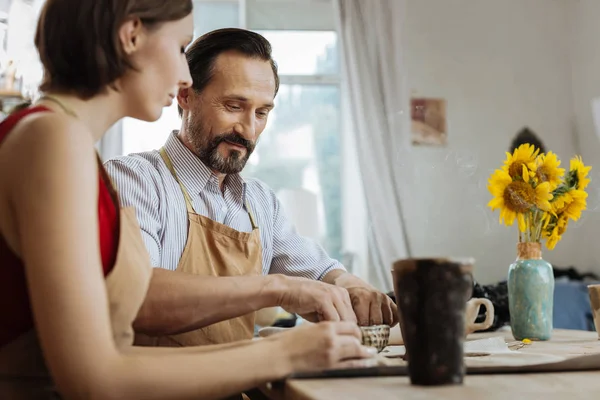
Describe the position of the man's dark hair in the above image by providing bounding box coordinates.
[510,127,546,153]
[35,0,193,99]
[178,28,279,116]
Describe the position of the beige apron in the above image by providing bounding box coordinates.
[135,148,262,348]
[0,162,153,399]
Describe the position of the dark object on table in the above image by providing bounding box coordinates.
[392,258,473,386]
[472,280,510,331]
[272,314,297,328]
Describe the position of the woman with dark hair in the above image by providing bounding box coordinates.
[0,1,373,399]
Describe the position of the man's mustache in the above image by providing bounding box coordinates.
[213,133,255,153]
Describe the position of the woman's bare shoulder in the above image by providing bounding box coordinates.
[0,112,100,253]
[0,112,97,181]
[5,111,94,154]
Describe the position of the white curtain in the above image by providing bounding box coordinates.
[333,0,411,291]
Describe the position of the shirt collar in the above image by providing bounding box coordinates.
[163,131,247,201]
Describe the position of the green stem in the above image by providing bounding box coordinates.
[528,212,533,242]
[535,210,543,241]
[519,229,522,243]
[533,210,538,242]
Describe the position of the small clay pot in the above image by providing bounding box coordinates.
[360,324,390,353]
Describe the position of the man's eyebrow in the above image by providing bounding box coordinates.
[223,95,274,109]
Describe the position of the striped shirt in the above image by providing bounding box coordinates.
[104,131,345,280]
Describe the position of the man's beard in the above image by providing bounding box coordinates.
[187,119,256,174]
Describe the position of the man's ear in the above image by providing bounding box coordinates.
[119,18,144,55]
[177,87,193,112]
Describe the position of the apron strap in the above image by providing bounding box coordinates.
[159,147,259,230]
[159,147,195,214]
[246,201,258,231]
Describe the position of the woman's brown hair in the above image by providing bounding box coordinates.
[35,0,193,99]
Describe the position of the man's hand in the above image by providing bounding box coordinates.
[324,270,398,327]
[271,275,357,323]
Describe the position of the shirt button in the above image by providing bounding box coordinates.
[221,206,228,213]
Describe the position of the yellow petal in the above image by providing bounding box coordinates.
[488,198,504,210]
[521,164,529,182]
[535,182,553,211]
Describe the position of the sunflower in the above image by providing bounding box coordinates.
[535,151,564,190]
[569,156,592,190]
[560,189,588,221]
[543,214,569,250]
[548,189,587,222]
[545,230,560,250]
[488,168,553,231]
[550,192,572,213]
[502,143,539,180]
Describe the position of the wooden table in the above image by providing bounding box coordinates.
[260,328,600,399]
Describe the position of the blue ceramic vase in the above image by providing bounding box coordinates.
[508,242,554,341]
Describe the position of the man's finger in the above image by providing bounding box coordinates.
[352,296,371,326]
[318,299,341,322]
[368,296,384,325]
[381,299,395,326]
[299,312,320,323]
[389,301,400,326]
[334,290,357,323]
[341,287,355,310]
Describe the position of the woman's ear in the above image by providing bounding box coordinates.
[119,18,144,55]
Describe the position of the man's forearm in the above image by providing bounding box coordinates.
[133,268,287,336]
[322,269,347,285]
[323,269,374,289]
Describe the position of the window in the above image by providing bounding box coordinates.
[258,30,338,75]
[243,30,342,260]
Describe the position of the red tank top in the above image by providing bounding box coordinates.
[0,106,119,347]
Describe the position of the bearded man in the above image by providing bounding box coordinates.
[105,28,396,347]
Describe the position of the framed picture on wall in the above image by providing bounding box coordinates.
[410,97,447,146]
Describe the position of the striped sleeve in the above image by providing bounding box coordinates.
[268,188,346,281]
[104,158,163,268]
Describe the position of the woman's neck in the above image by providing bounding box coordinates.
[38,91,126,142]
